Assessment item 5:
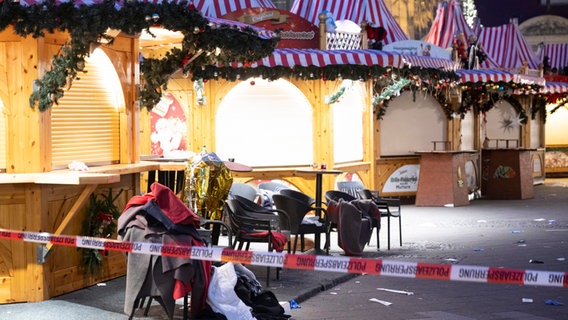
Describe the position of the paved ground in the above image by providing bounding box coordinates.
[0,179,566,319]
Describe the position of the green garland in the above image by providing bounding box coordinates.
[82,188,123,274]
[0,0,278,111]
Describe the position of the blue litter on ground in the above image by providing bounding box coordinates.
[290,299,301,309]
[545,299,564,306]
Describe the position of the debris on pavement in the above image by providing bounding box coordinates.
[529,259,544,264]
[545,299,564,306]
[376,288,414,296]
[369,298,392,306]
[522,298,533,303]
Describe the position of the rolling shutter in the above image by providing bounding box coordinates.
[51,50,121,168]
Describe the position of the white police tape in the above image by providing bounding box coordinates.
[1,228,566,288]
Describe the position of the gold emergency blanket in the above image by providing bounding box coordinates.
[183,152,233,220]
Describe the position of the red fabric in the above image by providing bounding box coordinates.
[242,231,288,252]
[124,182,201,228]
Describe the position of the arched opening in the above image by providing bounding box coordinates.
[216,78,313,166]
[380,91,447,156]
[333,80,365,163]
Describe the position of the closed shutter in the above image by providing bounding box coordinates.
[51,49,121,168]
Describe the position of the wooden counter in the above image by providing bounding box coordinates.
[481,148,535,200]
[415,151,477,207]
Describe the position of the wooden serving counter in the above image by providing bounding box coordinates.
[415,151,477,207]
[480,148,535,200]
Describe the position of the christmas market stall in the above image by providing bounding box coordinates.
[0,0,277,304]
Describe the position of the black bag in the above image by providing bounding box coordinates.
[234,276,290,320]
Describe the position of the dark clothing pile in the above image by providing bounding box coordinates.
[326,198,381,256]
[118,182,211,319]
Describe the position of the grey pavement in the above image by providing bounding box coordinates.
[0,178,567,319]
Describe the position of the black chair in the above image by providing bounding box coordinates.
[272,193,330,254]
[358,188,402,250]
[224,197,290,286]
[279,188,316,206]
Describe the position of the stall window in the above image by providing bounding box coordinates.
[51,48,123,168]
[380,91,447,156]
[333,80,364,163]
[0,100,6,172]
[216,78,313,166]
[483,100,521,148]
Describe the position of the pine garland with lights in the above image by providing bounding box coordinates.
[0,0,278,111]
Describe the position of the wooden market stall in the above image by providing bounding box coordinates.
[0,0,278,304]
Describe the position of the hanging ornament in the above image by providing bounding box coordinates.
[76,60,85,71]
[152,13,159,22]
[65,75,73,91]
[194,79,206,106]
[250,80,255,86]
[145,15,152,22]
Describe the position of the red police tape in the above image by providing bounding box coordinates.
[2,228,567,288]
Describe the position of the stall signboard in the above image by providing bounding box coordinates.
[383,40,451,59]
[382,164,420,193]
[150,93,188,156]
[222,8,319,49]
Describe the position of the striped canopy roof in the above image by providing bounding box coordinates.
[541,82,568,94]
[457,69,545,86]
[189,0,276,18]
[424,0,474,49]
[224,48,454,71]
[290,0,409,45]
[478,21,540,70]
[537,43,568,71]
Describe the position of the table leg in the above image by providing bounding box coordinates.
[314,174,322,251]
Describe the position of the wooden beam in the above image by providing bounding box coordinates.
[44,184,98,254]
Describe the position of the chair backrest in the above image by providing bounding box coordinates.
[272,194,314,234]
[229,182,259,201]
[279,189,315,206]
[232,195,288,232]
[324,190,357,203]
[258,181,291,193]
[336,181,366,198]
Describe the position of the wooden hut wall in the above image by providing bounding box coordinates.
[140,76,376,199]
[0,30,140,303]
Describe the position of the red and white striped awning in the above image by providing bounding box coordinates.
[189,0,276,18]
[537,43,568,71]
[402,55,455,71]
[290,0,409,45]
[457,69,545,86]
[228,48,404,68]
[478,21,540,70]
[224,48,457,70]
[424,0,474,49]
[541,82,568,94]
[206,16,277,39]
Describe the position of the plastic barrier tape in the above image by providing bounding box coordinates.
[1,228,567,288]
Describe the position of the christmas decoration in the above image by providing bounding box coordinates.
[0,0,278,111]
[82,188,123,274]
[193,78,206,106]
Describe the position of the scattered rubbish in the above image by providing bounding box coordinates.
[280,301,291,315]
[369,298,392,306]
[444,258,459,263]
[534,218,546,222]
[443,204,454,208]
[545,299,564,306]
[329,292,338,295]
[511,230,522,234]
[522,298,533,303]
[557,257,566,261]
[376,288,414,296]
[96,283,107,287]
[355,280,360,284]
[549,220,557,225]
[477,219,487,223]
[529,259,544,264]
[289,300,301,309]
[473,248,485,252]
[517,240,525,243]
